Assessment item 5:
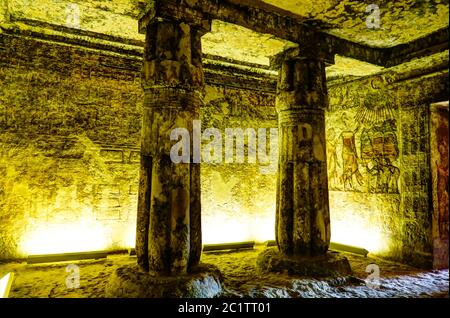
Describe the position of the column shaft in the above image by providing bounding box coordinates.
[136,18,208,275]
[275,57,331,257]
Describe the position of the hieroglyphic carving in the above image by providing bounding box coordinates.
[327,118,400,194]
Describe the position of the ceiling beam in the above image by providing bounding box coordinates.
[138,0,448,68]
[322,27,448,68]
[382,27,449,68]
[138,0,334,61]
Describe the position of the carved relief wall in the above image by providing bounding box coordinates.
[327,79,402,258]
[327,57,448,265]
[0,30,277,259]
[0,27,448,269]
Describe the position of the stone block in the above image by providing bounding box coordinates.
[105,263,223,298]
[257,248,352,278]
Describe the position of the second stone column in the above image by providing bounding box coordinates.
[258,51,352,277]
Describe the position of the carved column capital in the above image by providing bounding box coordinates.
[275,54,329,115]
[139,1,211,91]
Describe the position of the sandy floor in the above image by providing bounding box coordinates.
[0,247,448,298]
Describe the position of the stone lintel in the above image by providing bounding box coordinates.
[384,27,449,68]
[322,33,388,67]
[138,1,448,69]
[323,27,449,68]
[138,0,316,46]
[138,0,211,34]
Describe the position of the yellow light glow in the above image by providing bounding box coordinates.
[203,212,387,254]
[124,223,137,248]
[20,221,110,255]
[202,214,275,244]
[331,217,387,254]
[18,204,388,256]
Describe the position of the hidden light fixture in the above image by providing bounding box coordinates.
[0,273,14,298]
[27,251,108,264]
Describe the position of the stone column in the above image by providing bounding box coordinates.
[258,51,351,276]
[275,55,331,257]
[136,17,210,275]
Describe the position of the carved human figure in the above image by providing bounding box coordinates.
[341,131,364,190]
[327,128,340,190]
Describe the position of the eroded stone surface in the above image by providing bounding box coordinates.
[106,263,223,298]
[2,249,448,298]
[275,55,331,257]
[262,0,449,47]
[257,248,352,277]
[136,14,210,274]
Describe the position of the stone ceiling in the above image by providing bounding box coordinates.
[202,0,448,73]
[263,0,449,48]
[5,0,449,76]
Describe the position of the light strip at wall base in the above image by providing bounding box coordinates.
[203,241,255,252]
[128,241,256,256]
[27,251,108,264]
[0,273,15,298]
[329,242,369,257]
[266,241,369,257]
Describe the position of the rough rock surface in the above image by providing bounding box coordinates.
[257,248,352,277]
[1,248,448,298]
[106,263,223,298]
